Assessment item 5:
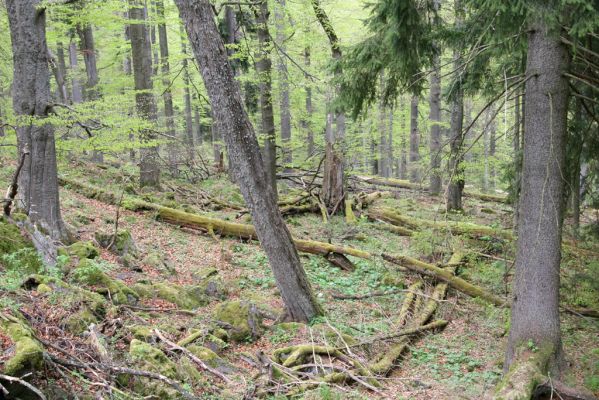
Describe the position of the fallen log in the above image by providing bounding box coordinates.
[493,346,553,400]
[58,177,371,261]
[382,253,508,307]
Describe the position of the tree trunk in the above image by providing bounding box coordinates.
[193,96,202,146]
[129,0,160,188]
[156,0,180,174]
[489,113,496,191]
[175,0,323,322]
[254,1,278,200]
[276,0,292,171]
[387,106,394,178]
[180,25,195,162]
[446,0,465,212]
[312,0,345,212]
[378,84,388,177]
[429,51,442,195]
[303,48,315,158]
[77,23,103,163]
[69,40,83,104]
[399,97,408,179]
[52,43,69,103]
[513,88,522,231]
[409,95,420,182]
[505,9,570,374]
[6,0,69,241]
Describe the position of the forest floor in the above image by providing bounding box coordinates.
[1,155,598,400]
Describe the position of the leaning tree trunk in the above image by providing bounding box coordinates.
[129,0,160,188]
[175,0,323,322]
[504,8,570,379]
[254,1,278,200]
[6,0,69,241]
[409,95,420,183]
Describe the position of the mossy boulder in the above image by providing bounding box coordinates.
[132,282,209,309]
[214,301,264,342]
[187,345,235,374]
[129,339,179,398]
[58,241,100,260]
[0,220,42,275]
[95,229,137,257]
[0,313,43,376]
[142,251,176,275]
[72,259,139,305]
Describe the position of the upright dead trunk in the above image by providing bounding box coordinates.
[409,95,420,182]
[446,0,465,212]
[175,0,323,322]
[505,10,570,374]
[129,0,160,188]
[275,0,292,171]
[254,1,278,200]
[303,48,315,158]
[6,0,69,241]
[312,0,345,212]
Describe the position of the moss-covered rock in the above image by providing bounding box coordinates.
[129,339,179,398]
[187,345,235,374]
[129,325,154,341]
[58,241,100,260]
[95,229,137,257]
[142,251,176,275]
[0,313,43,376]
[214,301,264,342]
[132,282,208,309]
[72,259,138,305]
[0,219,43,275]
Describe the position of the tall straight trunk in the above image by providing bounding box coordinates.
[6,0,69,241]
[513,88,522,230]
[303,47,315,157]
[52,43,69,103]
[482,113,489,192]
[489,117,496,190]
[156,0,180,174]
[193,94,202,146]
[275,0,292,171]
[149,2,159,76]
[446,0,465,212]
[409,95,420,182]
[175,0,323,322]
[129,0,160,188]
[463,99,473,162]
[506,9,570,373]
[77,23,103,163]
[378,85,388,177]
[429,52,442,195]
[312,0,345,212]
[388,107,394,177]
[0,82,5,137]
[69,40,83,104]
[399,97,408,179]
[180,25,196,161]
[254,1,278,199]
[123,9,135,162]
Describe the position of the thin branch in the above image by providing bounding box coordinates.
[0,373,46,400]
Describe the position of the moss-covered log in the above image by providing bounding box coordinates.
[493,345,553,400]
[383,253,508,307]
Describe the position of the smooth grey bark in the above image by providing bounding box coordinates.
[302,47,315,158]
[156,0,180,174]
[506,11,570,372]
[69,40,83,104]
[6,0,69,241]
[312,0,345,212]
[409,95,420,182]
[77,23,103,163]
[254,1,278,199]
[175,0,323,322]
[129,0,160,188]
[51,43,69,103]
[275,0,292,171]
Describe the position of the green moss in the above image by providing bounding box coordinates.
[0,219,30,256]
[94,230,137,257]
[37,283,53,294]
[65,308,98,335]
[129,339,180,398]
[312,323,358,346]
[142,251,176,275]
[187,345,234,374]
[129,325,154,341]
[72,259,138,305]
[381,271,405,287]
[133,282,208,309]
[214,301,264,342]
[0,314,43,376]
[58,241,100,260]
